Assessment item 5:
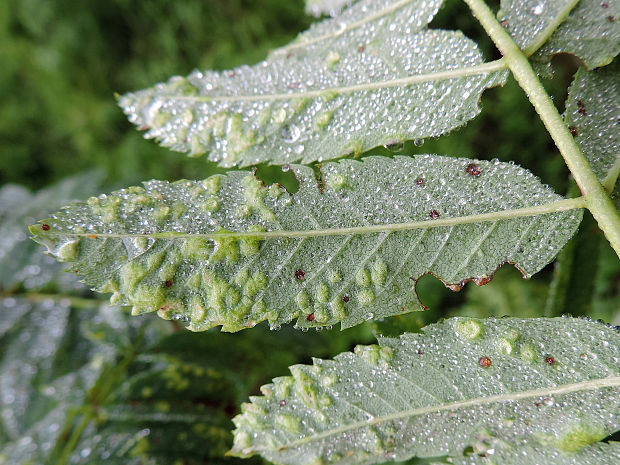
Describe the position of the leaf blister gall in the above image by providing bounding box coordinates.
[31,156,582,332]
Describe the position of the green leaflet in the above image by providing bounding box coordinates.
[231,317,620,465]
[446,442,620,465]
[532,0,620,70]
[119,0,507,166]
[498,0,620,67]
[564,60,620,190]
[0,172,102,293]
[497,0,578,54]
[31,156,582,332]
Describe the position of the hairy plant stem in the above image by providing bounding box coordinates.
[463,0,620,258]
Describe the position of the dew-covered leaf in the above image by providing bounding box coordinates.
[497,0,577,54]
[119,0,507,166]
[0,172,102,293]
[499,0,620,68]
[564,60,620,189]
[447,441,620,465]
[305,0,356,17]
[0,296,264,465]
[231,317,620,465]
[532,0,620,70]
[31,156,582,332]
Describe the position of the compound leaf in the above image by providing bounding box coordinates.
[231,317,620,465]
[32,156,582,332]
[119,0,506,166]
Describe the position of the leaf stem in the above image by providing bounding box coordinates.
[463,0,620,258]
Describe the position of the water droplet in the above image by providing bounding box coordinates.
[531,3,544,15]
[413,138,424,146]
[281,124,300,143]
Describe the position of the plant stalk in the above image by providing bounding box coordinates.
[463,0,620,258]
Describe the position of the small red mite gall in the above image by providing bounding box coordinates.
[415,177,424,185]
[165,280,173,288]
[295,269,305,280]
[279,400,287,406]
[342,295,349,303]
[429,210,440,219]
[306,313,315,322]
[466,163,482,176]
[545,356,556,365]
[569,126,578,137]
[42,224,50,231]
[479,356,492,368]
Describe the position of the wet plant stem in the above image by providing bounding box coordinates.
[463,0,620,258]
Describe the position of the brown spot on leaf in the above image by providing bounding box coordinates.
[295,269,305,280]
[165,280,173,288]
[342,295,349,303]
[466,163,482,176]
[306,313,315,322]
[569,126,578,137]
[42,224,50,231]
[500,19,508,27]
[607,15,616,22]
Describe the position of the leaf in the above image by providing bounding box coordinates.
[564,60,620,190]
[497,0,578,54]
[119,0,507,166]
[0,296,261,465]
[230,317,620,465]
[31,156,583,332]
[498,0,620,68]
[532,0,620,70]
[0,172,102,293]
[447,441,620,465]
[305,0,356,17]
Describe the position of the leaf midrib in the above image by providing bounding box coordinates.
[162,60,506,103]
[251,375,620,453]
[41,197,584,240]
